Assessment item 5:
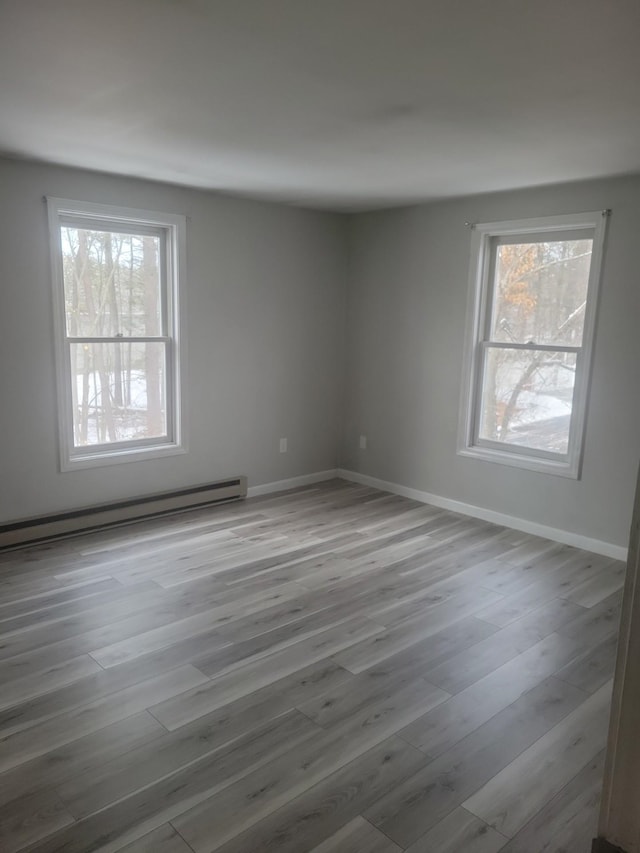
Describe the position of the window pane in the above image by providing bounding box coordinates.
[489,239,592,346]
[69,342,167,447]
[61,227,162,337]
[478,347,577,455]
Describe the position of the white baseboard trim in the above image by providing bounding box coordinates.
[247,469,339,498]
[337,468,628,562]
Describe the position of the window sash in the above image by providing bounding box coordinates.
[65,339,175,454]
[471,342,582,461]
[59,220,169,339]
[482,235,593,348]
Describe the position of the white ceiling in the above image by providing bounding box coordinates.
[1,0,639,210]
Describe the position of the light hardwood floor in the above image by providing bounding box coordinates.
[0,480,623,853]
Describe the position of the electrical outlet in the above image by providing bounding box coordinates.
[279,437,288,453]
[359,435,367,450]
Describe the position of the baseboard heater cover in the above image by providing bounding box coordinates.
[0,476,248,550]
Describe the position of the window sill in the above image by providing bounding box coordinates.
[457,444,580,479]
[61,442,187,472]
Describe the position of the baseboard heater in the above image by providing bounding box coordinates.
[0,476,248,550]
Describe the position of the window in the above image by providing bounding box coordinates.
[47,198,186,470]
[458,211,607,478]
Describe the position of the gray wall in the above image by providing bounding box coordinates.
[2,157,638,550]
[0,158,347,522]
[343,176,640,549]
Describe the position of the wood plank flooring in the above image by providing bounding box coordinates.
[0,479,623,852]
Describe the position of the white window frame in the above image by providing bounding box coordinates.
[458,210,607,479]
[47,198,187,471]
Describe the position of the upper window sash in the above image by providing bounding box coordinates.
[482,234,594,348]
[57,218,169,340]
